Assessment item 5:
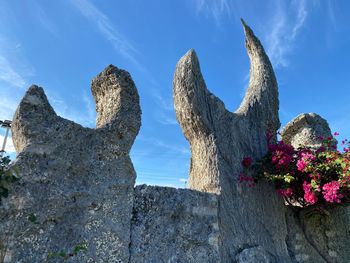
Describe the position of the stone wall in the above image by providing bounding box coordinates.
[130,185,220,263]
[0,19,348,263]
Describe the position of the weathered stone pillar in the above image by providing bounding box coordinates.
[1,65,141,262]
[173,19,290,262]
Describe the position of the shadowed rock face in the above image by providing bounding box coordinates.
[4,65,141,262]
[130,185,220,263]
[173,19,288,262]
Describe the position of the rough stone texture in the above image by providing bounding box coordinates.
[1,19,349,263]
[280,113,349,263]
[280,113,334,150]
[173,19,290,262]
[284,207,350,263]
[2,64,141,262]
[130,185,220,263]
[235,246,274,263]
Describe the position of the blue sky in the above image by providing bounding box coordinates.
[0,0,349,188]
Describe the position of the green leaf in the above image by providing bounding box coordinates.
[28,213,37,223]
[73,245,87,255]
[47,251,57,258]
[59,252,67,258]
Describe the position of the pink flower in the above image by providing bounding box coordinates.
[318,136,324,140]
[296,153,315,172]
[237,173,255,188]
[334,132,339,136]
[303,181,318,204]
[277,189,285,196]
[285,188,293,197]
[277,188,293,197]
[322,181,343,203]
[242,157,253,167]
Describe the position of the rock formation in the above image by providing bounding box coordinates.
[2,65,141,262]
[173,19,349,262]
[280,113,334,150]
[173,19,289,262]
[1,19,348,263]
[281,113,349,263]
[130,185,220,263]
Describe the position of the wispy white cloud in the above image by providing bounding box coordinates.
[70,0,141,67]
[157,113,178,125]
[0,56,26,89]
[47,92,96,128]
[192,0,308,69]
[150,88,179,125]
[151,89,174,111]
[0,95,19,120]
[82,91,96,125]
[137,135,191,156]
[31,2,59,38]
[0,34,32,124]
[193,0,231,25]
[0,134,16,154]
[264,0,307,68]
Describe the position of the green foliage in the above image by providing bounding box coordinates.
[28,213,40,225]
[47,242,88,261]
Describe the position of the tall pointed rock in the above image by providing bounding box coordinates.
[173,19,290,262]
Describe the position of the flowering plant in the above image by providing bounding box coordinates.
[239,132,350,208]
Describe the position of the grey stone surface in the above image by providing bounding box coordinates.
[1,19,348,263]
[235,246,274,263]
[1,64,141,262]
[130,185,220,263]
[281,113,349,263]
[280,113,334,150]
[173,19,289,262]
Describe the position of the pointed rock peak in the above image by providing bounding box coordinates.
[177,49,200,70]
[240,18,267,57]
[12,85,57,153]
[22,85,51,106]
[236,19,279,135]
[99,64,120,76]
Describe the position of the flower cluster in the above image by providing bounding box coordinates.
[238,173,255,188]
[238,131,350,207]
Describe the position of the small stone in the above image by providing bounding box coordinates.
[280,113,334,150]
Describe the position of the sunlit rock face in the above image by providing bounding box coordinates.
[5,64,141,262]
[1,18,348,263]
[173,19,349,262]
[280,113,334,150]
[173,19,289,262]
